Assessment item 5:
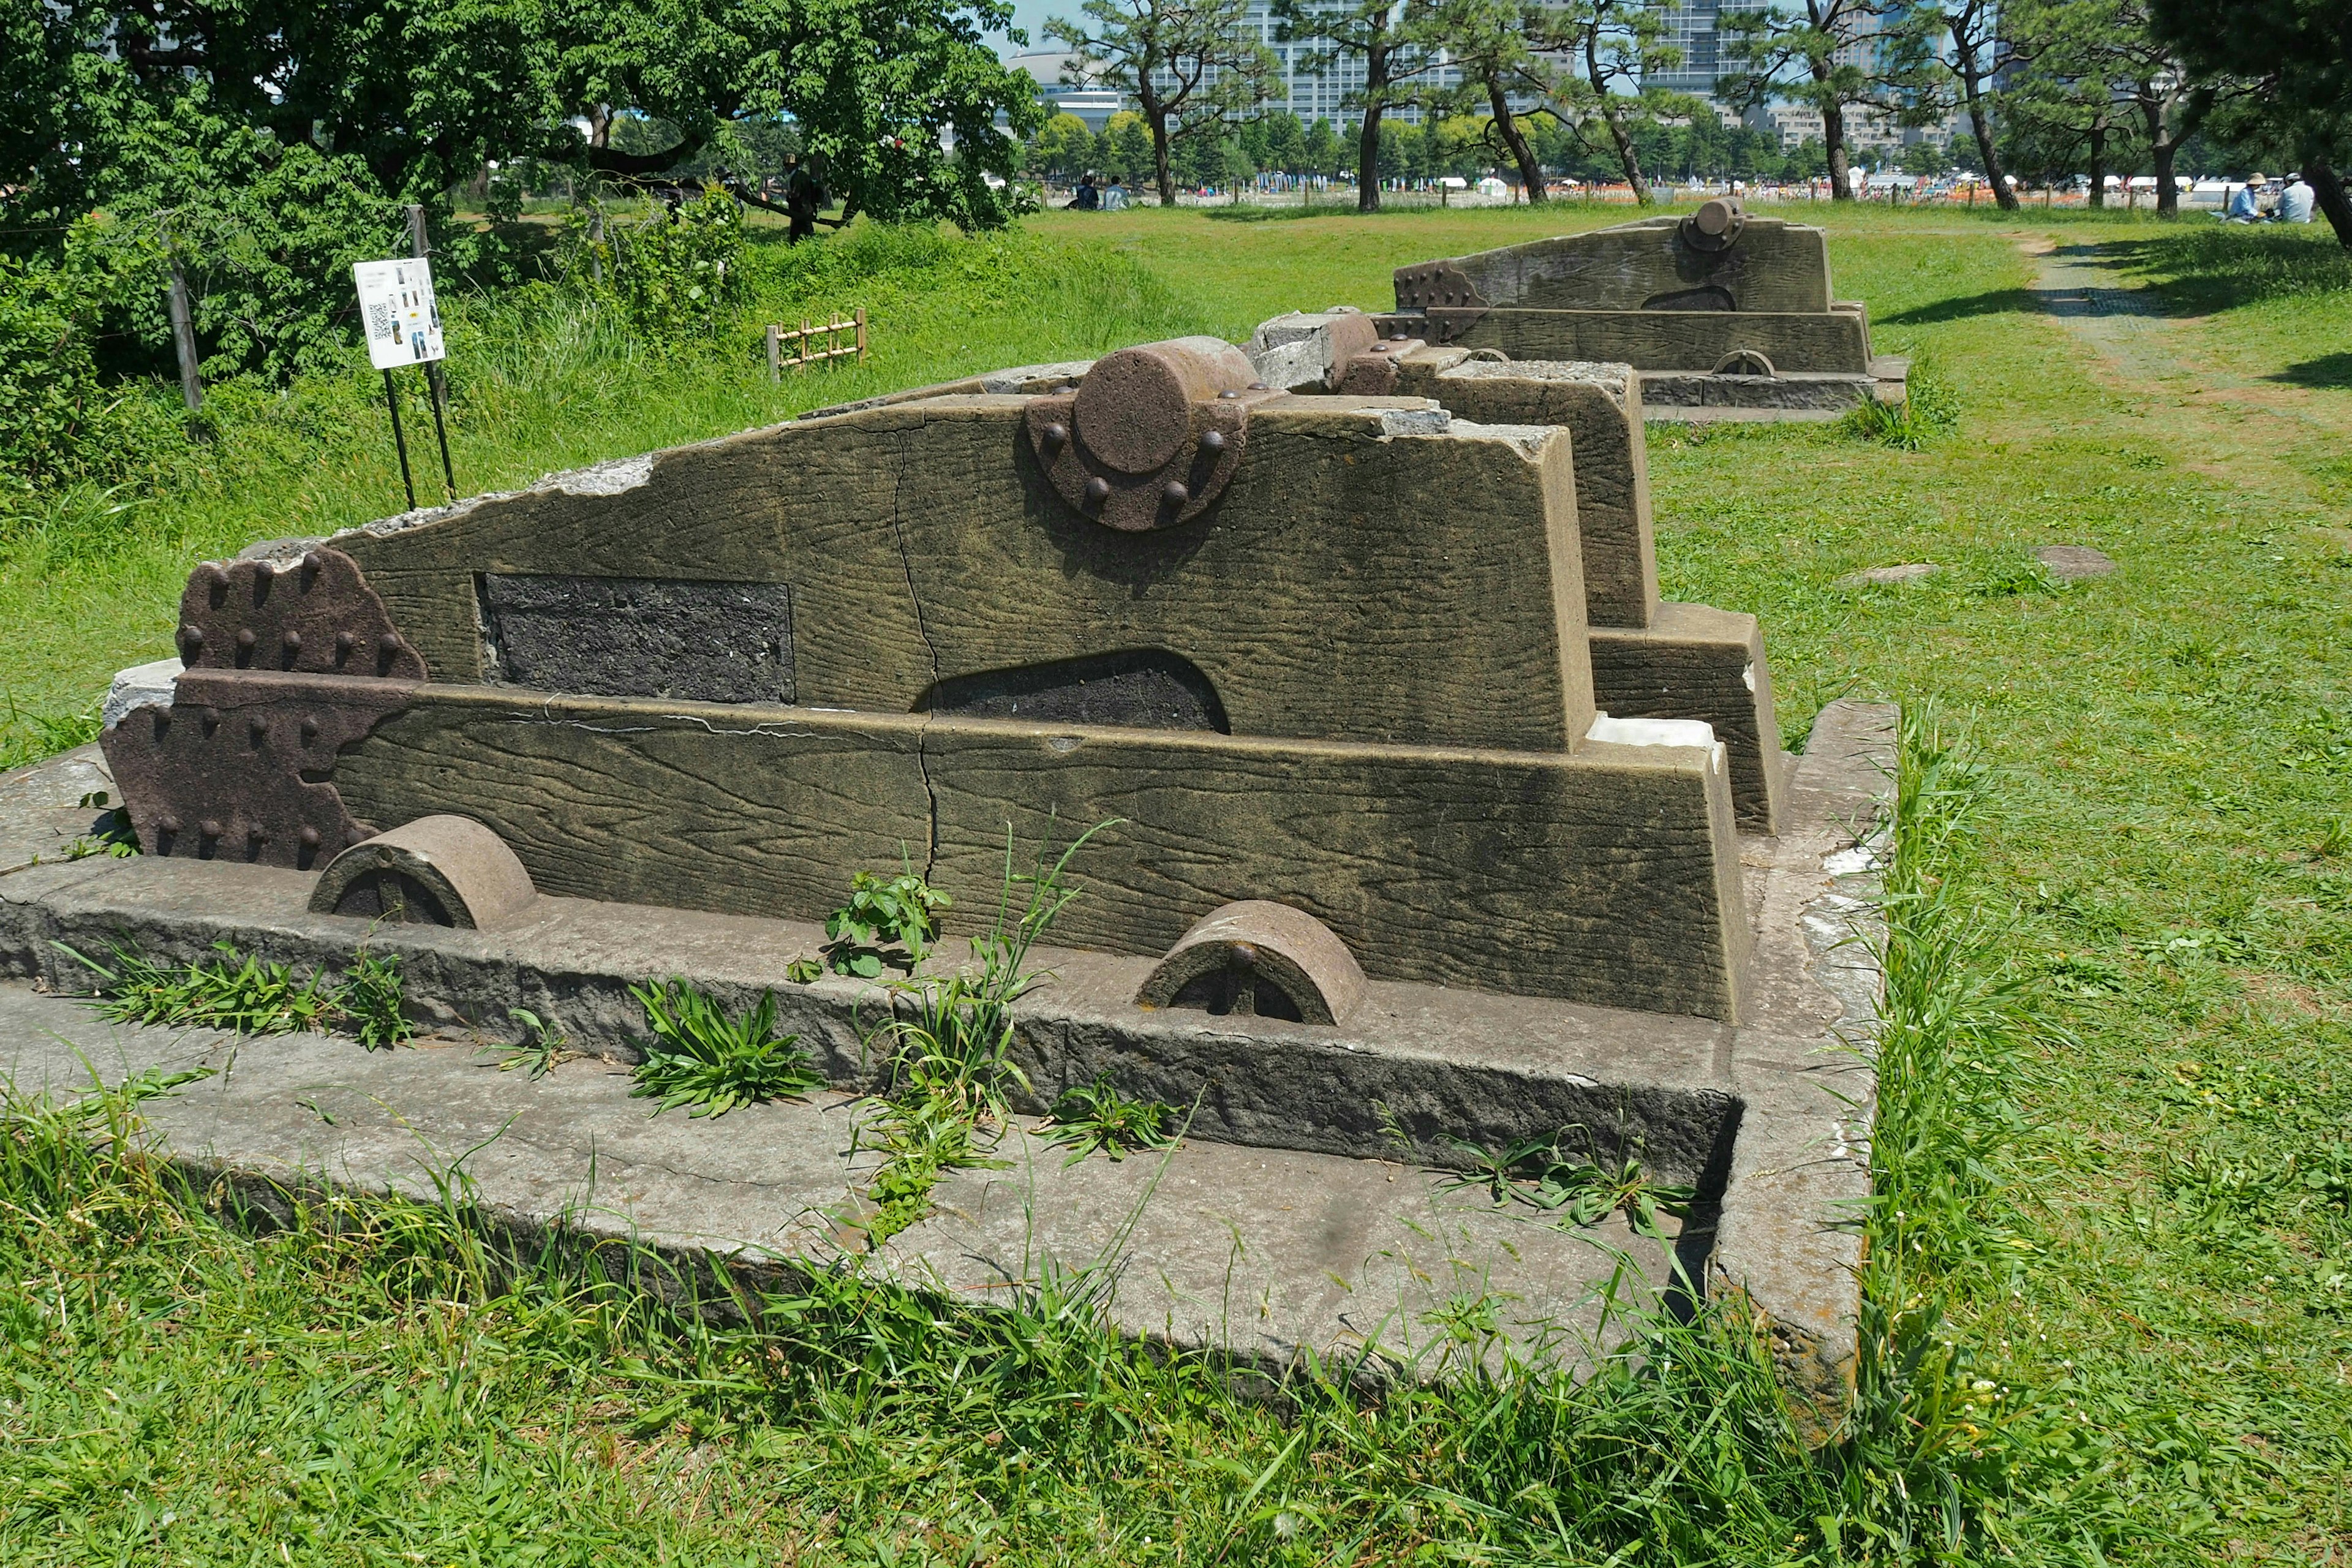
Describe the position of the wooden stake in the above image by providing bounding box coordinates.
[167,262,202,413]
[854,307,867,360]
[767,323,782,382]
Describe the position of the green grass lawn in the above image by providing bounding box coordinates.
[2,203,2349,1564]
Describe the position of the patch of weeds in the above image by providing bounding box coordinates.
[61,939,417,1047]
[494,1006,575,1079]
[783,955,823,984]
[65,939,343,1035]
[340,951,413,1049]
[854,821,1114,1244]
[0,694,101,771]
[1972,558,2064,597]
[821,867,949,978]
[1439,1126,1694,1230]
[62,789,140,860]
[1039,1076,1184,1166]
[628,979,823,1117]
[1838,360,1956,451]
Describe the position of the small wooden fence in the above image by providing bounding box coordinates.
[766,311,867,379]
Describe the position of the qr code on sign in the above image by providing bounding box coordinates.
[367,301,394,341]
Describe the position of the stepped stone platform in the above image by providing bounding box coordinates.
[1377,204,1910,421]
[0,701,1889,1409]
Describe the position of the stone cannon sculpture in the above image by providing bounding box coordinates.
[102,333,1796,1024]
[62,330,1882,1410]
[1373,198,1909,418]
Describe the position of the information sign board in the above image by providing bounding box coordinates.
[352,257,445,370]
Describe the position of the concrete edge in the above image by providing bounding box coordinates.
[1709,698,1893,1430]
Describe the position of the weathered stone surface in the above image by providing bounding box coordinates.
[1639,369,1880,414]
[478,574,796,703]
[326,690,1752,1019]
[310,814,538,930]
[336,397,1596,756]
[1834,563,1942,589]
[0,745,118,876]
[0,984,1684,1385]
[1393,350,1658,629]
[1245,308,1381,392]
[336,691,934,928]
[1137,899,1368,1026]
[0,697,1893,1407]
[2035,545,2115,580]
[1398,219,1838,317]
[1589,603,1790,835]
[1427,308,1874,376]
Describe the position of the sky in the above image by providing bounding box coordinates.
[986,1,1065,55]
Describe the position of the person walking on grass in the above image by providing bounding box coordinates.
[783,153,823,244]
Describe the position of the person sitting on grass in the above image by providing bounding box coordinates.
[1071,173,1100,211]
[2228,175,2271,222]
[2280,173,2316,224]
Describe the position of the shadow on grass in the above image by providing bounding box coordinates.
[1884,230,2352,326]
[2269,352,2352,389]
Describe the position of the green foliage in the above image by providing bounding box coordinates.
[75,940,336,1035]
[62,787,142,862]
[1840,359,1958,451]
[0,695,100,772]
[854,823,1112,1240]
[628,979,823,1117]
[1439,1127,1697,1230]
[1028,112,1098,181]
[339,952,415,1050]
[821,866,951,978]
[594,187,748,342]
[0,234,184,493]
[59,938,410,1042]
[1829,706,2036,1552]
[496,1007,574,1079]
[1039,1076,1185,1165]
[1972,558,2065,597]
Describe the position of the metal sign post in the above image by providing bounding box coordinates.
[352,255,452,508]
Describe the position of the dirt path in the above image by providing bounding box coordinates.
[2023,236,2352,511]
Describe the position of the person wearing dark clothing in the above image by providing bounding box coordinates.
[783,153,823,244]
[1071,173,1100,211]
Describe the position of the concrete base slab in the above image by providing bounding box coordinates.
[0,701,1894,1401]
[0,988,1676,1385]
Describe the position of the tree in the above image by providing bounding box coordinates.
[1520,0,1694,203]
[1273,0,1442,209]
[1302,116,1346,176]
[2000,0,2135,207]
[1423,0,1550,199]
[1099,110,1159,180]
[2149,0,2346,243]
[0,0,1047,386]
[1887,0,2019,208]
[1719,0,1892,202]
[1262,108,1309,172]
[1030,112,1099,180]
[1047,0,1276,205]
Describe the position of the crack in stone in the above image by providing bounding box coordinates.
[886,426,944,880]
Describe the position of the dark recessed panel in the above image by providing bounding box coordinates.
[918,649,1228,733]
[478,575,794,704]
